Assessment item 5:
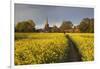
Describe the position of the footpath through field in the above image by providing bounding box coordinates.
[66,35,82,62]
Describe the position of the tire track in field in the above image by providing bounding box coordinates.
[66,35,82,62]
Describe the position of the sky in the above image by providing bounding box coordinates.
[15,3,94,29]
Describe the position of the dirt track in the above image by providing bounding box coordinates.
[66,35,82,62]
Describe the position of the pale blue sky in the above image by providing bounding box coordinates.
[15,4,94,29]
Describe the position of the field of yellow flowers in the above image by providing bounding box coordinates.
[15,33,69,65]
[15,33,94,65]
[68,33,94,61]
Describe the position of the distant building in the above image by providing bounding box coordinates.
[62,26,80,33]
[36,29,44,32]
[42,18,80,33]
[64,29,74,33]
[73,26,80,33]
[44,18,51,32]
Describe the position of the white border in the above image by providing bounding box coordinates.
[14,0,95,8]
[11,0,14,68]
[11,0,95,69]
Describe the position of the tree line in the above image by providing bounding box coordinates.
[15,18,94,33]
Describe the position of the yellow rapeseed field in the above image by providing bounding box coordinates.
[15,33,69,65]
[15,33,94,65]
[68,33,94,61]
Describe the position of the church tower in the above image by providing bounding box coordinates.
[44,17,50,32]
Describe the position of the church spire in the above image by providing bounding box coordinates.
[44,17,50,32]
[45,17,48,25]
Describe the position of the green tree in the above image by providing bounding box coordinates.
[90,18,94,33]
[60,21,73,32]
[15,19,35,32]
[79,18,94,33]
